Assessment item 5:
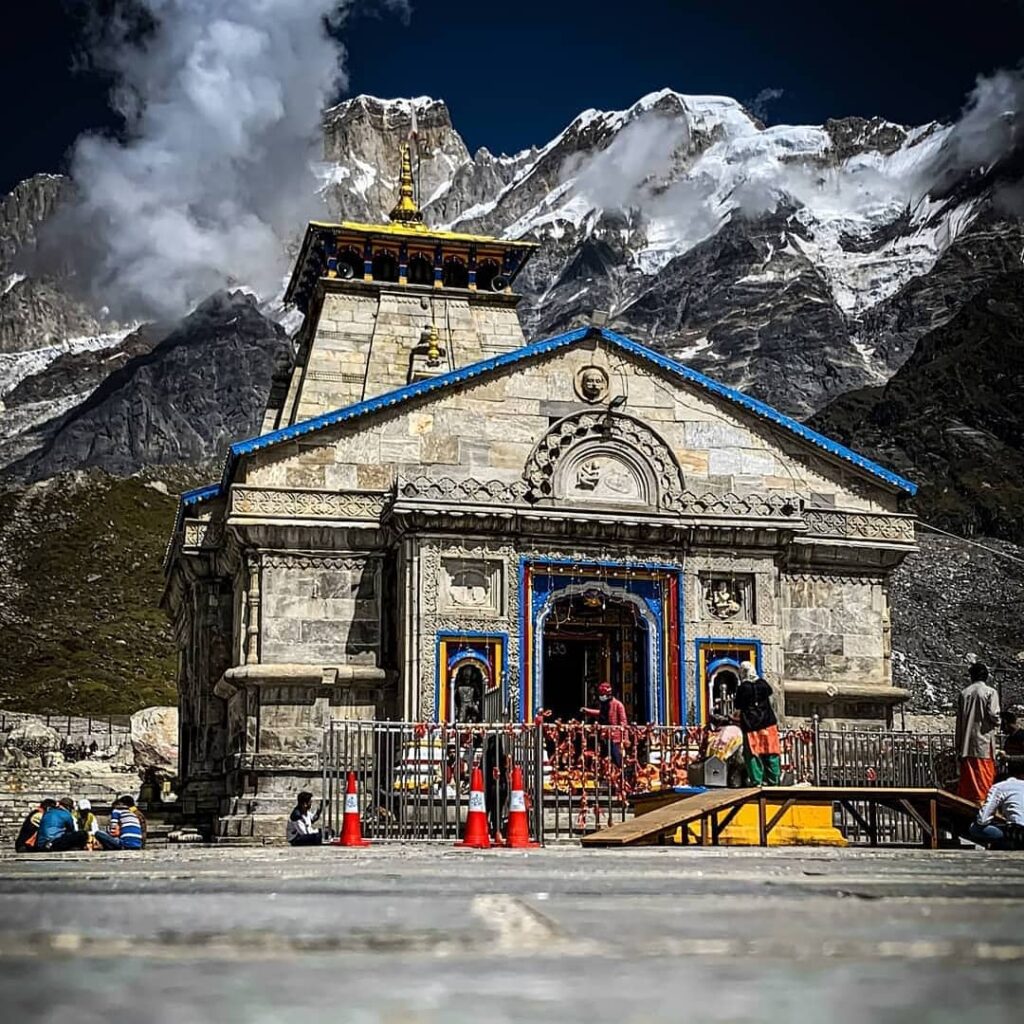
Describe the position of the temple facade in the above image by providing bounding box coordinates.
[163,149,917,833]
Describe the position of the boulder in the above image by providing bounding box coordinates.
[6,719,62,758]
[130,706,178,773]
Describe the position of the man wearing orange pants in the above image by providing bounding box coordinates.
[955,662,1001,804]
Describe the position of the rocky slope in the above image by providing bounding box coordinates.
[812,272,1024,543]
[891,533,1024,713]
[10,291,291,481]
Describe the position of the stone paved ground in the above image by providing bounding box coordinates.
[1,845,1023,1022]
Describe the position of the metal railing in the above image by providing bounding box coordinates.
[321,720,545,843]
[0,711,131,738]
[322,719,957,845]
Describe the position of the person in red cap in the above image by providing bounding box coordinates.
[581,681,628,767]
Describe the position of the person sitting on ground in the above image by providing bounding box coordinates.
[733,662,782,786]
[968,764,1024,850]
[36,798,88,852]
[76,798,101,851]
[14,798,56,853]
[287,791,325,846]
[95,795,146,850]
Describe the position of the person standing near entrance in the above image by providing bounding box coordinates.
[581,681,628,767]
[733,662,781,786]
[955,662,1001,804]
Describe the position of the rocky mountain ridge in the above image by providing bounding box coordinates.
[4,89,1022,445]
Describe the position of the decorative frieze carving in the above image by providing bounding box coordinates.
[182,519,224,549]
[261,552,379,571]
[803,508,915,543]
[399,475,529,504]
[781,572,885,585]
[399,472,802,525]
[686,491,801,518]
[231,487,386,521]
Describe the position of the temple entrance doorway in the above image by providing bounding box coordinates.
[541,591,650,723]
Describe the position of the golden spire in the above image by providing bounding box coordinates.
[389,142,423,224]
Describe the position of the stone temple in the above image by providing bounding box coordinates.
[163,147,918,833]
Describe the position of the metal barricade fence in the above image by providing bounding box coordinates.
[322,720,545,843]
[322,719,957,845]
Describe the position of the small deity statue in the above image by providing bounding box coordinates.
[707,579,742,619]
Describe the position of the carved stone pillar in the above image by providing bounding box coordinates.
[245,552,261,665]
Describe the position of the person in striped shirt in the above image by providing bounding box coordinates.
[95,795,146,850]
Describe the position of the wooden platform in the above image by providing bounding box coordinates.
[580,786,980,849]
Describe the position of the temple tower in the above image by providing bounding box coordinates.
[263,145,538,431]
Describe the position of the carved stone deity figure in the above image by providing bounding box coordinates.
[707,579,743,619]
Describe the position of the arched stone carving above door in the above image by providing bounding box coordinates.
[523,411,685,511]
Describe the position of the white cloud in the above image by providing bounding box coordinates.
[49,0,409,319]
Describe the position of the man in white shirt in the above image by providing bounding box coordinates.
[969,767,1024,850]
[286,791,324,846]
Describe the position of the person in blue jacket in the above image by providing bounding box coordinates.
[36,798,88,852]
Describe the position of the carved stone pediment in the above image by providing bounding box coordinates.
[523,411,685,511]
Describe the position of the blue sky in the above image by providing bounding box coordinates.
[3,0,1022,192]
[342,0,1024,154]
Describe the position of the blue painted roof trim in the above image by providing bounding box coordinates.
[169,483,224,563]
[221,325,916,495]
[182,483,223,506]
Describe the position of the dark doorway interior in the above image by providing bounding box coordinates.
[542,592,649,723]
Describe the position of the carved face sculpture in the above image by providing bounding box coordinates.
[578,367,608,402]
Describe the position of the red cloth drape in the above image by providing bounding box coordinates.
[745,724,781,757]
[958,756,996,804]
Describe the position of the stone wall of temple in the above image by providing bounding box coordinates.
[259,553,383,667]
[281,281,527,425]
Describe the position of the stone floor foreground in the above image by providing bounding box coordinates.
[1,845,1023,1023]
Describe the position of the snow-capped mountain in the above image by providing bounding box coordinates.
[315,91,1022,417]
[1,89,1022,718]
[2,88,1022,467]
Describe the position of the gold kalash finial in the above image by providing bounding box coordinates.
[389,142,423,224]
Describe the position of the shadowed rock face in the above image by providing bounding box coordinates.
[0,174,72,275]
[13,291,290,481]
[811,271,1024,543]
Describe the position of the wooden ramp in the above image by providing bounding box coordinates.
[580,788,758,847]
[581,786,980,849]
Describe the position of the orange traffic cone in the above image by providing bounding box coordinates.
[502,765,540,848]
[454,766,491,849]
[334,771,371,847]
